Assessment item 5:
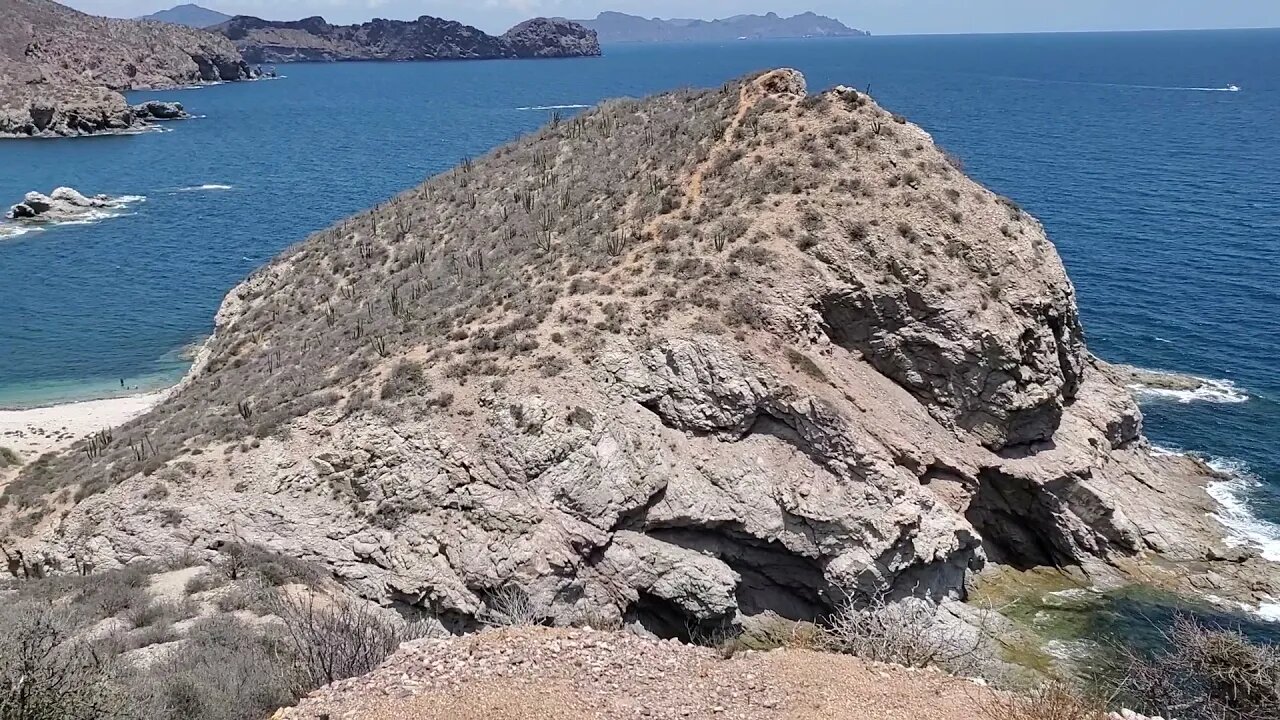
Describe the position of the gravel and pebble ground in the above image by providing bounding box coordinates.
[276,627,992,720]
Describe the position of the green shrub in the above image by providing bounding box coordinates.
[0,446,20,469]
[135,616,295,720]
[184,570,227,596]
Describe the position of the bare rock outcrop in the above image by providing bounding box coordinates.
[5,69,1269,634]
[131,99,189,121]
[0,83,140,137]
[7,186,123,221]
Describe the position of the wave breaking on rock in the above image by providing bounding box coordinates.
[5,187,144,226]
[1109,363,1249,404]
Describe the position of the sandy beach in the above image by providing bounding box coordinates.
[0,392,167,474]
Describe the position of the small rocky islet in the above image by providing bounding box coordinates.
[5,186,134,223]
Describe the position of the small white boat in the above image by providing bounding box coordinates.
[1226,84,1241,92]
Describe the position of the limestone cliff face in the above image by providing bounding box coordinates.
[212,14,601,64]
[6,70,1271,631]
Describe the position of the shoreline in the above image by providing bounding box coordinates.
[0,390,170,473]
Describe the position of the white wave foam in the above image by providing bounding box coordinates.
[517,104,591,111]
[1125,368,1249,405]
[169,80,226,91]
[1001,76,1242,93]
[40,195,145,227]
[1205,457,1280,563]
[1256,601,1280,623]
[1174,86,1241,92]
[174,184,233,192]
[0,224,45,239]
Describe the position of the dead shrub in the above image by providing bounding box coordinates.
[215,542,321,586]
[380,359,427,400]
[271,591,413,691]
[137,615,295,720]
[820,592,984,674]
[1111,615,1280,720]
[0,446,20,469]
[0,603,128,719]
[479,584,544,627]
[981,683,1109,720]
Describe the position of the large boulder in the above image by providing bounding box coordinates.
[132,100,189,120]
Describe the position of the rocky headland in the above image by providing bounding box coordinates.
[0,0,256,138]
[4,69,1272,638]
[5,71,1274,712]
[210,14,601,63]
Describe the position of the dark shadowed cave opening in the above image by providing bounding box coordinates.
[649,527,830,619]
[964,468,1075,570]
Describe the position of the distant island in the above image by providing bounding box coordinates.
[573,11,869,44]
[210,15,601,63]
[137,2,231,28]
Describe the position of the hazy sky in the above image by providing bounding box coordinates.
[64,0,1280,35]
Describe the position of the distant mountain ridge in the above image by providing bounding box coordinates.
[574,11,869,44]
[137,3,232,28]
[210,14,601,63]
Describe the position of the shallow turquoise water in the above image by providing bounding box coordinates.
[1,31,1277,536]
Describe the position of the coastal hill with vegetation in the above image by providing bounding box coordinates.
[211,14,602,63]
[0,0,256,137]
[575,11,869,43]
[0,68,1276,719]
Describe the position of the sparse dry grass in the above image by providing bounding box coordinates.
[980,683,1109,720]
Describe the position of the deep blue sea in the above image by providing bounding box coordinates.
[1,30,1277,550]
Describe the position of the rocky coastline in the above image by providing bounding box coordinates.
[210,14,601,64]
[0,88,195,139]
[0,0,260,139]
